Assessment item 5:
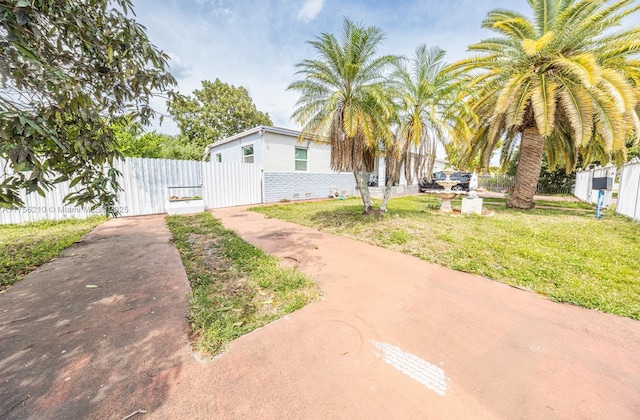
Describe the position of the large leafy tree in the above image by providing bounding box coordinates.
[113,120,202,161]
[389,45,473,198]
[455,0,640,209]
[288,17,398,214]
[112,120,164,159]
[155,135,202,161]
[169,79,272,149]
[0,0,176,211]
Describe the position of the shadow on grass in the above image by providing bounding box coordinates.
[309,206,384,228]
[305,195,447,228]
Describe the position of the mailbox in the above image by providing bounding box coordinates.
[592,177,613,190]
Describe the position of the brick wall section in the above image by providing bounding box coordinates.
[264,172,356,202]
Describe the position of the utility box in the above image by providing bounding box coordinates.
[592,177,613,190]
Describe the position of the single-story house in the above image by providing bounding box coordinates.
[204,126,447,202]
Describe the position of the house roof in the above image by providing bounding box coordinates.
[204,126,328,154]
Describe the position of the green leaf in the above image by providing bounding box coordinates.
[69,177,82,188]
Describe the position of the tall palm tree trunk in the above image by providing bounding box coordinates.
[355,171,374,213]
[507,126,544,209]
[380,176,394,212]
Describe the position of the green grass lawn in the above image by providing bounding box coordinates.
[166,212,319,355]
[0,216,105,291]
[253,195,640,320]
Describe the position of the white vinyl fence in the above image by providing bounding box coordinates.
[0,158,263,224]
[616,159,640,221]
[574,170,593,203]
[573,164,616,208]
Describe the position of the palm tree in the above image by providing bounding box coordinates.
[288,17,398,214]
[386,44,474,209]
[454,0,640,209]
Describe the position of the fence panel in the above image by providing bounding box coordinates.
[202,162,263,208]
[574,170,593,203]
[616,160,640,221]
[478,174,573,195]
[0,158,89,224]
[478,174,514,193]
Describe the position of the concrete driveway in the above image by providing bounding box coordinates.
[1,209,639,419]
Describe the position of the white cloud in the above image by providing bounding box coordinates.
[212,5,236,24]
[190,0,236,24]
[297,0,325,22]
[166,53,192,80]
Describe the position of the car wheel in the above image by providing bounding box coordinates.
[452,184,464,191]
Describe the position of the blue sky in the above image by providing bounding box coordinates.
[132,0,640,135]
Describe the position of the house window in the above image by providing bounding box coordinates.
[295,147,307,171]
[215,153,222,163]
[242,145,254,163]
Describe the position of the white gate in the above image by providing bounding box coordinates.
[203,162,262,209]
[616,159,640,221]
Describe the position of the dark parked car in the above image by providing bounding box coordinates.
[419,171,472,192]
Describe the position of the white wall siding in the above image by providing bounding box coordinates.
[263,133,296,172]
[203,162,262,208]
[307,143,333,173]
[211,132,263,164]
[616,160,640,221]
[264,172,356,202]
[262,132,334,173]
[209,130,335,174]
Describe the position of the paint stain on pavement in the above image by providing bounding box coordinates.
[370,341,449,396]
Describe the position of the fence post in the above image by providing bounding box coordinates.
[587,169,596,203]
[634,169,640,221]
[616,164,625,215]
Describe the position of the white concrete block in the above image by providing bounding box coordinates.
[461,198,483,215]
[165,200,205,215]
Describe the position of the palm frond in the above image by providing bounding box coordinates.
[506,79,533,129]
[556,76,594,146]
[588,87,624,152]
[599,68,637,113]
[522,30,555,56]
[482,9,537,39]
[529,0,560,35]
